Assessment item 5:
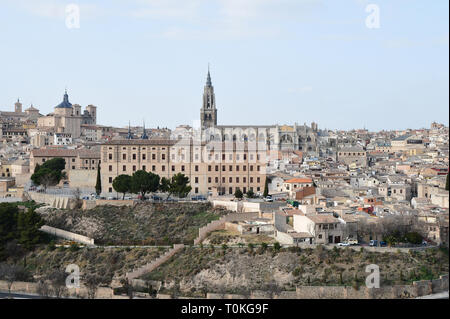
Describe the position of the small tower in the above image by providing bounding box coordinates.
[86,105,97,124]
[127,121,133,140]
[200,65,217,129]
[15,98,22,113]
[141,120,148,140]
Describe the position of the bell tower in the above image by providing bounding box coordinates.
[200,66,217,129]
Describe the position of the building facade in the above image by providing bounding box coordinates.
[100,139,267,197]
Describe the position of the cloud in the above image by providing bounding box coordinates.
[130,0,324,39]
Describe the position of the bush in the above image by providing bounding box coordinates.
[405,232,423,245]
[69,243,80,252]
[273,242,281,251]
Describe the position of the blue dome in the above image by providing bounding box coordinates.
[55,91,73,108]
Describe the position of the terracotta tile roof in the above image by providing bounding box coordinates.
[289,232,313,238]
[103,139,178,146]
[285,178,313,184]
[31,148,100,158]
[307,214,339,224]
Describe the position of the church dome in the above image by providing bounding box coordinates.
[55,90,73,109]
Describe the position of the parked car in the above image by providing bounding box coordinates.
[347,239,358,245]
[192,195,207,201]
[151,195,162,201]
[379,241,387,247]
[337,242,350,247]
[369,240,378,247]
[264,195,273,202]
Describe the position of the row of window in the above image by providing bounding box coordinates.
[108,175,262,185]
[107,152,262,162]
[339,152,365,156]
[108,164,262,173]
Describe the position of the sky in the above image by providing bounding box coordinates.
[0,0,448,131]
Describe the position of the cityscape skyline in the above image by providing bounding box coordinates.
[0,0,448,131]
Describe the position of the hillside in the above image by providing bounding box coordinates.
[141,245,449,296]
[24,246,167,286]
[38,202,229,245]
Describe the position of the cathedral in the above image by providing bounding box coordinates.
[196,69,319,154]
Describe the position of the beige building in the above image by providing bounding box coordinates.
[30,148,100,173]
[293,214,344,244]
[337,147,367,168]
[37,91,97,139]
[100,139,267,197]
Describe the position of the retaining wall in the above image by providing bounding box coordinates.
[194,212,260,245]
[125,244,185,281]
[204,275,449,299]
[27,192,75,209]
[40,225,95,246]
[0,280,118,299]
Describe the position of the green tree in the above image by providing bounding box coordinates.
[167,173,192,199]
[113,174,132,200]
[405,232,423,245]
[17,208,44,250]
[0,204,19,260]
[95,163,102,196]
[131,170,160,200]
[234,188,243,199]
[159,177,170,197]
[246,189,255,199]
[263,177,269,198]
[31,158,67,190]
[446,172,449,191]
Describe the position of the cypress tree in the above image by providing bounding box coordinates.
[263,177,269,197]
[446,172,449,191]
[95,163,102,196]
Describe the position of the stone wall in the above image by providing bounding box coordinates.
[82,199,136,210]
[0,280,122,299]
[40,225,95,246]
[194,212,259,245]
[203,275,449,299]
[67,170,97,189]
[125,244,185,281]
[27,192,75,209]
[2,275,448,299]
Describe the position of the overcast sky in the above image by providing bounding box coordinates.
[0,0,448,131]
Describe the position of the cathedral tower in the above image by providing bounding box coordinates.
[200,67,217,128]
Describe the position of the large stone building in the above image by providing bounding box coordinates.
[0,99,42,122]
[30,148,100,173]
[99,69,321,197]
[100,138,267,197]
[178,69,320,154]
[37,90,97,139]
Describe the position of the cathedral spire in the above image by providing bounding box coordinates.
[127,121,133,139]
[141,120,148,139]
[206,64,212,87]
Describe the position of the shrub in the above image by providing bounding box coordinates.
[273,242,281,251]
